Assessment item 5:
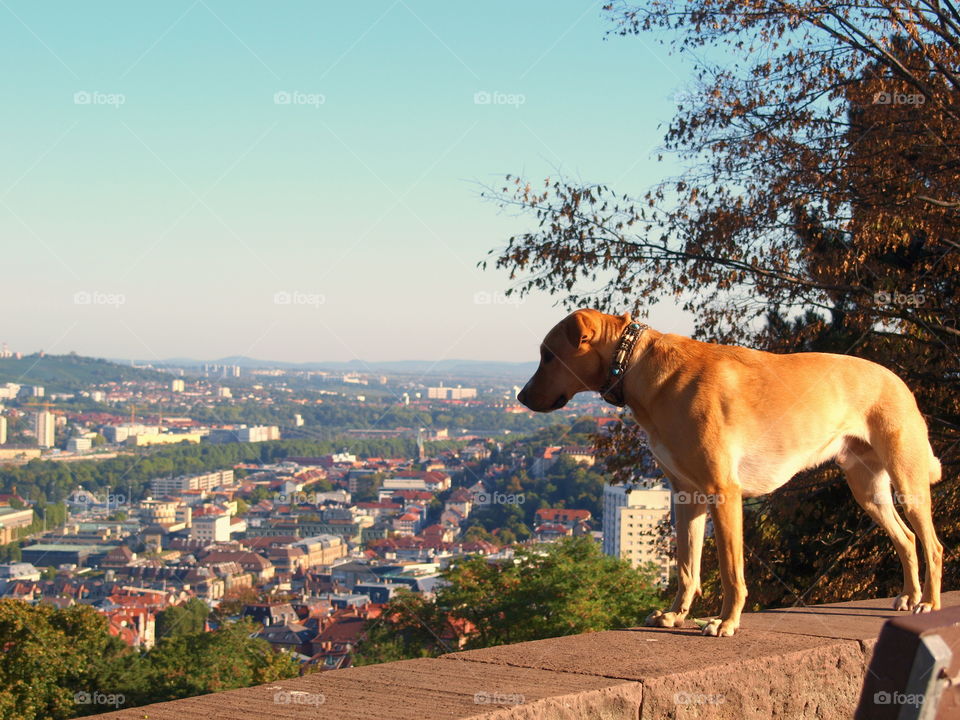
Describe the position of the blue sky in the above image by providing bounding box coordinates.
[0,1,694,364]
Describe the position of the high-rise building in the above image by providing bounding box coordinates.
[427,383,477,400]
[150,469,235,496]
[170,379,185,393]
[35,411,55,449]
[0,416,6,445]
[603,482,673,584]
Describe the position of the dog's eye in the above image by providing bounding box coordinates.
[541,349,554,364]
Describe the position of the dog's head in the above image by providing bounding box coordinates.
[517,308,628,412]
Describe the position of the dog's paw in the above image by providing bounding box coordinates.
[645,609,686,628]
[912,602,935,614]
[701,618,738,637]
[893,593,922,611]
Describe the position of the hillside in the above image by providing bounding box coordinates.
[0,353,171,392]
[158,356,539,381]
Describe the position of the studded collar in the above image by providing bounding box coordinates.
[599,321,648,407]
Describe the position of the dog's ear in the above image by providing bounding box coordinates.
[564,310,598,349]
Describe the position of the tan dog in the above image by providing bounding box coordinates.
[518,308,943,637]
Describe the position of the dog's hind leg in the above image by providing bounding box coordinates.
[879,434,943,613]
[646,488,706,628]
[838,439,922,611]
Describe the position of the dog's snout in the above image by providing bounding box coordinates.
[517,387,528,406]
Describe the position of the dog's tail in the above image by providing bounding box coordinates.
[930,452,943,485]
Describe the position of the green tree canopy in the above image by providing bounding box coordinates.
[355,537,660,664]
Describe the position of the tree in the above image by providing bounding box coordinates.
[155,598,209,641]
[486,1,959,605]
[355,537,661,664]
[0,600,137,720]
[135,619,298,705]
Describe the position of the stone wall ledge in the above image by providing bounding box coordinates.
[88,590,960,720]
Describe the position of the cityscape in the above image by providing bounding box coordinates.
[3,0,956,717]
[0,345,673,676]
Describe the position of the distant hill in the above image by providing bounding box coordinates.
[160,356,538,381]
[0,354,172,392]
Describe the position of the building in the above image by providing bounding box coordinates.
[138,499,181,527]
[426,383,477,400]
[191,513,231,543]
[128,431,204,447]
[21,543,116,568]
[0,562,41,591]
[0,506,34,544]
[170,379,185,393]
[150,469,235,496]
[102,424,159,444]
[67,436,93,453]
[0,416,6,445]
[35,411,55,449]
[217,387,232,399]
[602,483,672,584]
[207,425,280,443]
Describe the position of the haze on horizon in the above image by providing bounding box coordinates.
[1,1,694,364]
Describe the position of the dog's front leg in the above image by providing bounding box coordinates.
[646,494,706,628]
[702,485,747,637]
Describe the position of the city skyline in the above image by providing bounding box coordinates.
[1,1,695,363]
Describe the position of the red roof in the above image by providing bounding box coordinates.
[535,508,591,523]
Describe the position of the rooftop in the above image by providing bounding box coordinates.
[87,590,960,719]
